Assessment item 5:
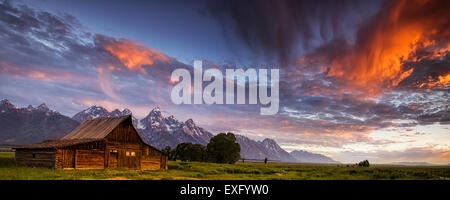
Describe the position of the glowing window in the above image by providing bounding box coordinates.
[126,151,130,156]
[131,152,135,156]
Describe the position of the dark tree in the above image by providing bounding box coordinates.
[175,142,193,161]
[172,142,207,162]
[190,144,208,162]
[207,132,241,164]
[162,146,172,159]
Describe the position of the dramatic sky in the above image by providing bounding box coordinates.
[1,0,449,164]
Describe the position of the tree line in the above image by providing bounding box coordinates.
[161,132,241,164]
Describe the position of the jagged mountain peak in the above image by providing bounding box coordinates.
[136,107,214,149]
[185,118,195,127]
[0,98,16,110]
[1,99,11,105]
[86,105,108,112]
[150,106,161,113]
[143,107,162,120]
[261,138,282,149]
[122,108,132,114]
[110,109,124,117]
[72,105,138,127]
[262,138,277,144]
[165,115,179,124]
[37,103,49,111]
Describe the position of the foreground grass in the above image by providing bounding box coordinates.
[0,152,449,180]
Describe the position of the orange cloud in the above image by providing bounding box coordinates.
[418,73,450,89]
[28,71,51,81]
[103,38,170,75]
[304,0,450,97]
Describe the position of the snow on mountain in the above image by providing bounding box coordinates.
[72,105,138,125]
[137,107,214,149]
[72,106,110,122]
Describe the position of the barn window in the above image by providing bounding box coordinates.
[32,154,36,158]
[131,152,135,157]
[126,151,130,156]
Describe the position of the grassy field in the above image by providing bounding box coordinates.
[0,152,449,180]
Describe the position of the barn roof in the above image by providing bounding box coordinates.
[62,115,130,140]
[14,138,102,149]
[15,115,130,149]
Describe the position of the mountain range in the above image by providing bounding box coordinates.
[0,99,338,163]
[0,99,79,144]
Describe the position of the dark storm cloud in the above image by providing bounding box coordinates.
[397,54,450,90]
[206,0,377,65]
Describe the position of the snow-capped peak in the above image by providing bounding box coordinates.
[122,108,132,115]
[37,103,49,111]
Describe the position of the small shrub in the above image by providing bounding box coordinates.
[357,160,370,167]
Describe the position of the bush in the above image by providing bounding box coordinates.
[357,160,370,167]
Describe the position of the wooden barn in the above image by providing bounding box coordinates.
[14,115,167,170]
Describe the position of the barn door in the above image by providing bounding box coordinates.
[62,149,75,168]
[109,151,118,168]
[124,151,139,169]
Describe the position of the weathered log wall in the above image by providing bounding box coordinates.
[55,149,105,169]
[15,149,56,168]
[75,149,104,169]
[141,146,167,170]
